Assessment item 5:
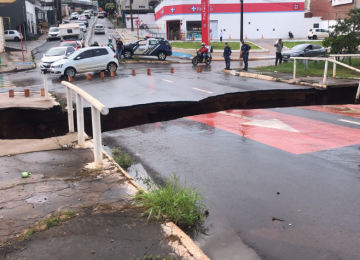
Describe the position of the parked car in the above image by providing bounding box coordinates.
[94,24,105,34]
[62,20,70,24]
[308,28,329,40]
[98,12,104,18]
[40,47,75,72]
[50,47,118,77]
[60,41,82,50]
[78,18,88,27]
[77,22,87,32]
[123,37,172,60]
[282,44,328,61]
[4,30,22,41]
[47,27,60,41]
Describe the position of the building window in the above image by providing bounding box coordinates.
[139,5,145,8]
[125,6,129,8]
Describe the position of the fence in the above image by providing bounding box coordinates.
[61,81,109,167]
[290,54,360,101]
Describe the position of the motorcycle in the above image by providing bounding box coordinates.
[192,51,212,66]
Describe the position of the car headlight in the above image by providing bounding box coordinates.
[53,64,63,68]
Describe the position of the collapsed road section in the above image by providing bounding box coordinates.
[0,84,358,139]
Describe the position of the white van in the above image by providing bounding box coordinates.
[59,23,84,45]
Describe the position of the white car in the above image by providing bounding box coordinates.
[47,27,60,40]
[50,47,119,77]
[71,12,79,20]
[77,22,87,32]
[94,24,105,34]
[308,28,329,40]
[98,12,104,18]
[40,47,76,71]
[4,30,22,41]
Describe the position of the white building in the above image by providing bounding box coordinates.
[154,0,322,40]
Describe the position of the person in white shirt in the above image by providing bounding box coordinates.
[220,30,223,42]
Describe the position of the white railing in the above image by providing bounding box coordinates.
[61,81,109,167]
[291,56,360,101]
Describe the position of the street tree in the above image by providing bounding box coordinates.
[323,9,360,65]
[105,2,116,14]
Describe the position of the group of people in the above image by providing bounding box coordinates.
[104,37,125,61]
[220,38,284,70]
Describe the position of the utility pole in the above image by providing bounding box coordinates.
[130,0,134,31]
[239,0,243,59]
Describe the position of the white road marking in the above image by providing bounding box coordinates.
[339,119,360,125]
[219,111,299,132]
[193,88,213,94]
[162,79,173,83]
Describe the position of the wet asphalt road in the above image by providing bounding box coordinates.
[102,106,360,260]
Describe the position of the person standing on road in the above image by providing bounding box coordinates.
[222,42,232,70]
[220,30,223,42]
[274,38,283,66]
[240,40,251,71]
[116,38,124,61]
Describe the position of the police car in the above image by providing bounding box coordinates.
[123,36,172,61]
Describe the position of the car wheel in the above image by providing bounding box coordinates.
[65,67,76,78]
[313,35,317,40]
[14,37,19,41]
[157,51,166,61]
[107,62,117,72]
[124,50,132,59]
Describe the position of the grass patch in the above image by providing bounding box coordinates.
[132,174,207,227]
[112,148,133,169]
[257,58,360,79]
[46,216,61,228]
[282,41,324,49]
[171,41,261,50]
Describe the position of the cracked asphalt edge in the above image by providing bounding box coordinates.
[101,148,210,260]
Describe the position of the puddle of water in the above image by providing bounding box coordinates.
[26,194,49,204]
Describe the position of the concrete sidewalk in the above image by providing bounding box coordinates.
[0,134,209,260]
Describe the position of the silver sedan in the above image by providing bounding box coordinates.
[282,44,328,61]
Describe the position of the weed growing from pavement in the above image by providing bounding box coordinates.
[130,254,179,260]
[52,134,77,150]
[50,92,67,111]
[112,148,133,169]
[132,174,207,227]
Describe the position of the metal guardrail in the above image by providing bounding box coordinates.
[291,55,360,102]
[61,81,109,167]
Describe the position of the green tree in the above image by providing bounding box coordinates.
[323,9,360,65]
[105,2,116,13]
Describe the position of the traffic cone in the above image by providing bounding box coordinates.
[245,34,248,40]
[229,34,232,40]
[261,34,264,39]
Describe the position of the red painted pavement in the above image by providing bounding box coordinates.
[187,109,360,154]
[155,3,304,20]
[302,105,360,119]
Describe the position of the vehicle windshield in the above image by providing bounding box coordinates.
[291,44,307,51]
[78,23,85,27]
[61,42,76,48]
[63,35,80,41]
[65,49,82,59]
[45,48,65,56]
[50,28,59,32]
[95,25,103,28]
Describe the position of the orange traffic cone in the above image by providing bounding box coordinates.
[245,34,248,39]
[261,34,265,39]
[229,34,232,40]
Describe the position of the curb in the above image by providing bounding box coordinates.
[101,149,210,260]
[0,64,36,74]
[86,16,98,47]
[222,69,324,89]
[212,56,275,61]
